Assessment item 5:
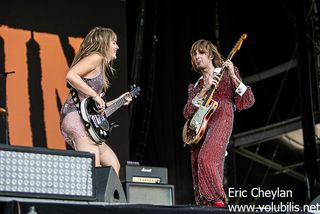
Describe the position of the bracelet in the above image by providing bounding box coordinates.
[92,94,99,99]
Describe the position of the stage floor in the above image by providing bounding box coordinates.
[0,197,312,214]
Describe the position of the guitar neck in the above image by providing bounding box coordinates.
[105,97,126,117]
[202,53,235,105]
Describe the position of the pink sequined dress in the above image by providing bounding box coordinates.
[60,69,103,148]
[183,67,255,205]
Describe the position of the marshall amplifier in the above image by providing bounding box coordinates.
[124,182,175,205]
[120,165,168,184]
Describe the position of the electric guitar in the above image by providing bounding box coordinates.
[80,85,140,144]
[182,34,247,146]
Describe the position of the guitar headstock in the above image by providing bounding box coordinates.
[130,84,141,98]
[229,33,247,60]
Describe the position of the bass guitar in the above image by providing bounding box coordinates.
[80,84,140,144]
[182,34,247,146]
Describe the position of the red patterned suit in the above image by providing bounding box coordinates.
[183,67,255,205]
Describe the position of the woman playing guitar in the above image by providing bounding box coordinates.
[60,27,132,174]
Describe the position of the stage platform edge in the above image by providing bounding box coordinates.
[0,197,313,214]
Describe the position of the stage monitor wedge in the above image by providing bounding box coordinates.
[95,166,127,203]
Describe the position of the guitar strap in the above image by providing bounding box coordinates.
[66,82,91,129]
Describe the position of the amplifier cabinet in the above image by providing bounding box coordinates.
[123,182,174,205]
[120,165,168,184]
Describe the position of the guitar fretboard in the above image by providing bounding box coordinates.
[202,34,246,106]
[105,97,127,117]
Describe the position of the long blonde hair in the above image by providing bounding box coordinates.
[71,27,117,89]
[190,39,224,72]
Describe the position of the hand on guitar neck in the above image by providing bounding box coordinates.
[198,74,221,99]
[223,59,242,88]
[92,91,133,113]
[116,92,133,106]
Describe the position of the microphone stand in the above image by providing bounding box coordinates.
[0,71,15,145]
[0,108,8,145]
[0,71,15,76]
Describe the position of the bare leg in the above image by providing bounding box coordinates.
[74,137,101,167]
[98,143,120,175]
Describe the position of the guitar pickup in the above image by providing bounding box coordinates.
[91,116,99,128]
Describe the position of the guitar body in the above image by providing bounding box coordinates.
[80,85,141,145]
[182,100,218,145]
[80,96,112,144]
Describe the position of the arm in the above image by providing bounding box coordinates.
[223,60,255,111]
[183,84,198,119]
[66,53,106,109]
[232,67,255,111]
